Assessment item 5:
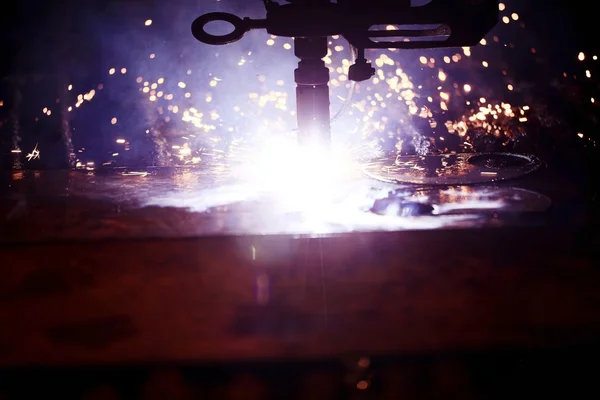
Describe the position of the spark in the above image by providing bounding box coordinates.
[26,144,40,161]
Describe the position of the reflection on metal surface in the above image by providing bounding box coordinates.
[372,201,434,217]
[371,186,552,217]
[1,169,551,242]
[363,153,541,185]
[256,273,270,305]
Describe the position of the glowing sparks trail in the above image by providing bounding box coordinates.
[26,143,40,161]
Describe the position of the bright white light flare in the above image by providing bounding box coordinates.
[239,137,360,213]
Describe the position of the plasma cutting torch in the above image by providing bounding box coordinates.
[191,0,499,146]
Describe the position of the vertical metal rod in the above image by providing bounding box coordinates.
[294,36,331,146]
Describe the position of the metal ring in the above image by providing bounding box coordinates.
[191,12,248,45]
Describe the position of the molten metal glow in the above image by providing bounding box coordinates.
[239,137,359,212]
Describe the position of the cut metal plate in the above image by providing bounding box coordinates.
[1,168,552,243]
[362,153,542,185]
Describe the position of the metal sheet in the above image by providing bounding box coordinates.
[2,167,551,243]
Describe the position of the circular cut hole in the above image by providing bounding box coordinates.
[362,153,541,185]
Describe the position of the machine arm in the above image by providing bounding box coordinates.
[191,0,499,145]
